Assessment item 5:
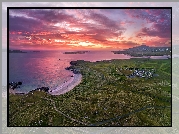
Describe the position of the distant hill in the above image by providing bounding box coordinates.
[112,45,171,57]
[64,51,89,54]
[9,50,27,53]
[32,51,40,52]
[125,45,171,52]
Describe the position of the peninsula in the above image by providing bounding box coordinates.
[112,45,171,57]
[64,51,89,54]
[9,50,27,53]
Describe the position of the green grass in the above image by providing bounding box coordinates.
[9,59,171,126]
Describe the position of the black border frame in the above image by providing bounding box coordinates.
[7,7,172,127]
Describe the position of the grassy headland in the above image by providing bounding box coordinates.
[9,58,171,126]
[112,45,171,57]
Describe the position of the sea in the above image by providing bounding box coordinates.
[7,50,132,93]
[4,50,169,93]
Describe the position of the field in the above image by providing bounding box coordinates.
[9,59,171,126]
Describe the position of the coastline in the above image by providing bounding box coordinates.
[9,57,169,96]
[49,74,82,95]
[9,73,82,96]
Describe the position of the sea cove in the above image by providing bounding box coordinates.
[9,51,131,93]
[9,50,170,94]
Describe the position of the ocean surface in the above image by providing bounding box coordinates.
[8,51,131,93]
[6,51,170,93]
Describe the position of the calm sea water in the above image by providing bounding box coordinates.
[8,51,131,93]
[7,51,170,93]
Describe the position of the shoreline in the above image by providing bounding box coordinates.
[9,88,27,95]
[9,73,82,96]
[9,58,169,96]
[49,74,82,95]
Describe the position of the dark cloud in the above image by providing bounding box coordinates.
[9,15,42,32]
[137,23,171,39]
[29,9,76,24]
[89,12,119,31]
[11,9,78,24]
[9,9,171,50]
[126,9,171,24]
[127,9,171,39]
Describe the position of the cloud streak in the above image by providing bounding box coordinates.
[9,8,171,50]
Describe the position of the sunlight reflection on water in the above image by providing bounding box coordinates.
[8,51,143,92]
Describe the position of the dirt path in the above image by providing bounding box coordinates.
[42,97,87,125]
[88,105,171,126]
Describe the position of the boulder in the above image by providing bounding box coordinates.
[34,87,49,92]
[65,66,75,70]
[9,81,22,89]
[70,61,78,65]
[18,82,22,85]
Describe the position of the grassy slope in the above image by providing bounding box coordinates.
[9,59,171,126]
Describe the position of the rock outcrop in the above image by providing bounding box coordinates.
[9,81,22,89]
[32,87,49,92]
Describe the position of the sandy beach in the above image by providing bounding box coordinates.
[49,74,82,95]
[8,74,82,96]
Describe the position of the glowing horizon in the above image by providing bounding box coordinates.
[9,8,171,51]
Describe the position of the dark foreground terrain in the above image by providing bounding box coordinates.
[9,59,171,126]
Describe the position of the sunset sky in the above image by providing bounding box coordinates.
[9,8,171,50]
